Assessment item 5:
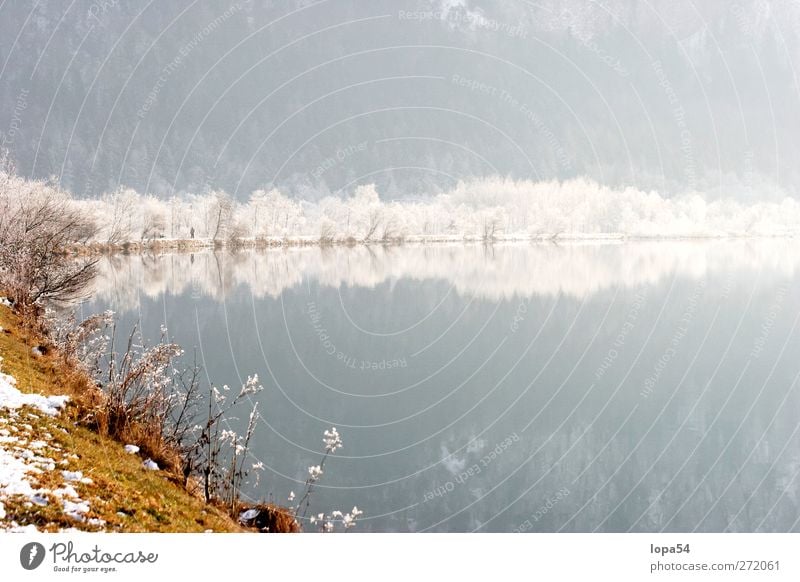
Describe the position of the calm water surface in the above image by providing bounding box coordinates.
[83,241,800,532]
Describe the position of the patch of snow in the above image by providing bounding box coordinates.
[0,430,69,530]
[61,470,83,481]
[63,499,90,521]
[0,362,98,532]
[61,470,92,484]
[142,459,159,470]
[0,446,39,498]
[123,444,139,454]
[0,371,68,416]
[53,484,79,499]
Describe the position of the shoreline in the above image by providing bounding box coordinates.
[71,231,800,256]
[0,304,301,533]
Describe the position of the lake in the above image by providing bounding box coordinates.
[82,240,800,532]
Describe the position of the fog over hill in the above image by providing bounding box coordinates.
[1,0,799,202]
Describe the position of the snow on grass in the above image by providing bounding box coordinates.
[61,470,82,481]
[142,459,159,471]
[63,498,90,522]
[0,439,40,499]
[61,470,93,484]
[0,357,96,531]
[0,369,68,416]
[123,444,139,454]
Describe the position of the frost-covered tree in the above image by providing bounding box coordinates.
[0,172,98,307]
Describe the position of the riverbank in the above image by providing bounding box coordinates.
[69,230,800,256]
[0,304,242,532]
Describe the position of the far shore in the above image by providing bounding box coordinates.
[69,231,800,256]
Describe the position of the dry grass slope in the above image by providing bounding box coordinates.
[0,306,242,532]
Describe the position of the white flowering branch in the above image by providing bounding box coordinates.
[291,426,362,531]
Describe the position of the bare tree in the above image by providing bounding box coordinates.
[318,218,336,245]
[482,215,503,243]
[381,213,401,243]
[249,190,269,237]
[102,189,135,245]
[140,210,166,242]
[209,191,233,243]
[362,208,382,243]
[0,174,99,308]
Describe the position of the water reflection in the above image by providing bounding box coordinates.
[90,239,800,307]
[84,241,800,532]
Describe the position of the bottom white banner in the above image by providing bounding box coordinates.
[0,533,796,581]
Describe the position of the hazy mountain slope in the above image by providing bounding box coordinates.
[1,0,799,200]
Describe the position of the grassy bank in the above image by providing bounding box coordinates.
[0,305,242,532]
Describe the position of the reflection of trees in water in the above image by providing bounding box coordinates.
[90,240,800,312]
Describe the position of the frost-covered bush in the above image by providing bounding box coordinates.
[51,309,268,510]
[284,426,364,532]
[9,164,800,254]
[0,171,98,308]
[184,374,263,511]
[66,176,800,243]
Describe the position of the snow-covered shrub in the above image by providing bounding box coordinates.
[45,309,114,372]
[90,322,186,468]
